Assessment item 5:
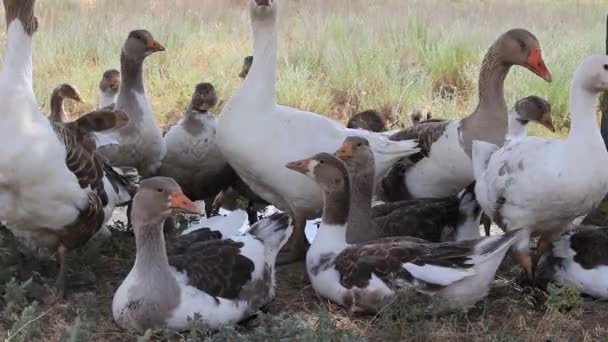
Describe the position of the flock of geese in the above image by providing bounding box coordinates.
[1,0,608,333]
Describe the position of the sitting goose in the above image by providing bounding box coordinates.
[473,55,608,281]
[335,136,482,244]
[112,177,293,331]
[0,0,138,296]
[217,0,419,264]
[97,30,166,178]
[346,109,387,132]
[98,68,120,110]
[385,29,552,201]
[537,224,608,299]
[239,55,253,79]
[48,83,82,122]
[286,153,520,313]
[159,82,235,217]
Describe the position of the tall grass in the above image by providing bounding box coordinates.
[0,0,605,133]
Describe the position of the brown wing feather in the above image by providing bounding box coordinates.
[58,192,105,250]
[389,120,451,156]
[168,239,255,299]
[335,239,476,289]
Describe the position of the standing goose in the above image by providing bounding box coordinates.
[98,68,121,110]
[537,224,608,299]
[159,82,235,217]
[97,30,166,178]
[112,177,293,331]
[48,83,82,122]
[0,0,137,296]
[335,136,482,244]
[217,0,419,264]
[385,29,552,201]
[286,153,520,313]
[473,55,608,281]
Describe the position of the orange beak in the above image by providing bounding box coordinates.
[526,47,552,82]
[285,159,311,174]
[146,38,165,52]
[170,192,200,215]
[335,142,354,161]
[72,93,83,103]
[540,112,555,132]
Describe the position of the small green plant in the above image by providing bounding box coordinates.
[377,289,433,341]
[545,283,583,316]
[2,277,32,316]
[60,316,94,342]
[5,301,44,342]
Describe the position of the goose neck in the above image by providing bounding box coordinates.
[474,48,510,120]
[133,219,172,274]
[1,21,34,88]
[505,110,527,141]
[567,84,602,143]
[119,53,145,94]
[49,93,66,122]
[345,167,377,244]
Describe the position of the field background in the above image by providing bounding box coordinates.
[1,0,608,341]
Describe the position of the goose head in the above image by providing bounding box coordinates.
[511,96,554,132]
[410,109,432,125]
[52,83,83,103]
[250,0,277,19]
[571,55,608,94]
[190,82,218,113]
[3,0,38,36]
[335,136,374,173]
[495,29,551,82]
[99,69,121,96]
[132,177,200,225]
[122,30,165,62]
[286,153,349,194]
[239,56,253,79]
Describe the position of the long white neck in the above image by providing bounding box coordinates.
[567,83,603,147]
[98,92,117,109]
[0,21,34,90]
[505,110,527,142]
[239,7,277,108]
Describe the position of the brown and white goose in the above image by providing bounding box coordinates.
[159,82,236,217]
[335,136,482,244]
[385,29,552,201]
[286,153,520,313]
[98,68,121,110]
[112,177,293,331]
[48,83,82,122]
[0,0,137,297]
[97,30,166,178]
[537,224,608,299]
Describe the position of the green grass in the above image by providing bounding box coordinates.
[0,0,605,132]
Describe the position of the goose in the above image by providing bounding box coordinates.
[476,95,554,237]
[410,109,433,125]
[97,30,166,178]
[346,109,387,132]
[0,0,138,297]
[217,0,419,264]
[112,177,293,332]
[159,82,236,217]
[472,55,608,281]
[239,55,253,79]
[48,83,82,122]
[537,224,608,299]
[335,136,482,244]
[385,29,552,201]
[285,153,521,313]
[98,68,121,110]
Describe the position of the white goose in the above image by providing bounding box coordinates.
[473,55,608,280]
[0,0,137,296]
[286,153,520,313]
[217,0,418,263]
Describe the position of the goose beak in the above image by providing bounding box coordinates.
[285,159,311,175]
[72,93,84,103]
[170,192,200,215]
[526,47,552,82]
[146,39,165,53]
[335,142,354,160]
[540,112,555,132]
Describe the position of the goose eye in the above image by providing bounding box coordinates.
[357,143,362,147]
[603,64,608,71]
[157,188,163,193]
[319,160,325,164]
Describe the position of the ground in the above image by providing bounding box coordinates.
[1,216,607,342]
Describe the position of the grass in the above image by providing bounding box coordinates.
[0,0,605,133]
